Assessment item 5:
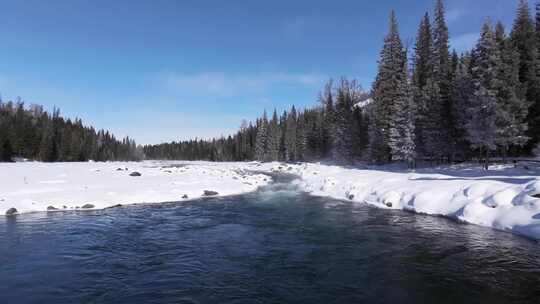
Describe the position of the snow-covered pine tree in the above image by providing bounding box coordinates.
[302,108,324,160]
[369,11,407,163]
[412,12,434,160]
[285,106,297,161]
[421,76,444,162]
[451,53,474,160]
[389,55,416,168]
[295,112,307,161]
[320,80,335,158]
[494,22,530,160]
[279,110,287,161]
[255,111,269,161]
[431,0,453,161]
[466,22,499,170]
[511,0,540,153]
[351,103,369,159]
[333,79,356,163]
[267,109,281,161]
[447,49,461,161]
[531,0,540,153]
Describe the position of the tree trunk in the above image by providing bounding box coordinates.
[484,148,489,170]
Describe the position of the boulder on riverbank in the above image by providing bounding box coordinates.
[203,190,219,196]
[6,208,18,216]
[81,204,95,209]
[104,204,122,209]
[129,172,142,177]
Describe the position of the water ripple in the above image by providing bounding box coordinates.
[0,176,539,303]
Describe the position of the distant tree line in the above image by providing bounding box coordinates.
[0,99,142,162]
[142,121,258,161]
[144,80,370,163]
[145,0,540,168]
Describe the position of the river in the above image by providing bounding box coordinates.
[1,174,539,303]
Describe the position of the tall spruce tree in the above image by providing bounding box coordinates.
[494,21,530,159]
[285,106,298,161]
[333,79,356,163]
[511,0,540,153]
[295,113,307,161]
[431,0,452,160]
[389,57,416,167]
[279,110,288,161]
[451,53,474,160]
[466,22,499,169]
[369,11,407,163]
[351,104,369,159]
[320,80,335,158]
[267,109,281,161]
[254,112,269,161]
[412,12,435,159]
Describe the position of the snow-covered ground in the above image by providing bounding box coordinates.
[257,162,540,240]
[1,160,540,240]
[0,161,270,215]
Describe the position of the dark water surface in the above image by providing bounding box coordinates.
[1,175,539,304]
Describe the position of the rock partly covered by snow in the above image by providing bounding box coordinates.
[259,162,540,240]
[0,161,271,215]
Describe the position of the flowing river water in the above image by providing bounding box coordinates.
[1,174,539,303]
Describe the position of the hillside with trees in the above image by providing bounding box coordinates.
[0,99,142,162]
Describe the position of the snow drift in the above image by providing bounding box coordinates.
[0,161,270,215]
[258,162,540,240]
[1,160,539,240]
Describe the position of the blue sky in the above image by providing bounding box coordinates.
[0,0,518,144]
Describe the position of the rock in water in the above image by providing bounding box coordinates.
[81,204,95,209]
[182,194,189,199]
[6,208,18,216]
[47,206,59,211]
[203,190,219,196]
[385,202,393,207]
[129,172,142,177]
[105,204,122,209]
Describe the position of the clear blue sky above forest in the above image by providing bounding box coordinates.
[0,0,518,144]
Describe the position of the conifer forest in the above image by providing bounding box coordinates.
[2,0,539,168]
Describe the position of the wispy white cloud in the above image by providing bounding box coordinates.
[159,72,326,97]
[450,32,479,53]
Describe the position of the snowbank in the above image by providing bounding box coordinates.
[2,160,539,240]
[0,161,270,215]
[258,162,540,240]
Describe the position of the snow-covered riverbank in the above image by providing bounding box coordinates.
[258,162,540,240]
[2,160,540,240]
[0,161,270,215]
